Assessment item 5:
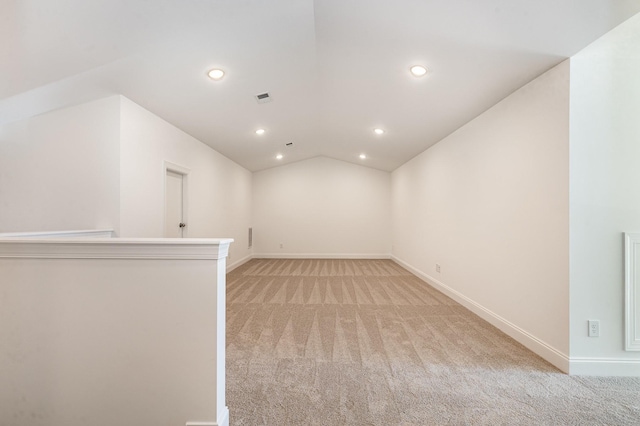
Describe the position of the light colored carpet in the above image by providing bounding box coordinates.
[226,259,640,425]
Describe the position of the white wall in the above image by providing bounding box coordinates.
[0,238,230,426]
[119,97,253,267]
[0,96,121,233]
[252,156,391,257]
[391,62,570,370]
[569,14,640,373]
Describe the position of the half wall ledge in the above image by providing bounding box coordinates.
[0,237,233,259]
[0,233,232,426]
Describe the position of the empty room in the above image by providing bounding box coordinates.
[1,1,640,425]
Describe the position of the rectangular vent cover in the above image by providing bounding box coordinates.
[255,92,272,104]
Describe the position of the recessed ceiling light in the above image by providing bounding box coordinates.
[374,128,385,135]
[359,154,367,159]
[255,129,265,135]
[207,68,225,80]
[276,154,283,160]
[410,65,428,77]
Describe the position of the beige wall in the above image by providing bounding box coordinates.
[391,61,570,369]
[0,96,121,233]
[569,13,640,373]
[252,156,391,257]
[0,95,253,268]
[119,97,253,267]
[0,240,229,426]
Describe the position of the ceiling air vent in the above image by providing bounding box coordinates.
[255,92,272,104]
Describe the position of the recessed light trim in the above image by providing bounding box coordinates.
[255,129,265,135]
[276,154,283,160]
[207,68,225,80]
[359,154,367,159]
[410,65,428,77]
[374,128,385,135]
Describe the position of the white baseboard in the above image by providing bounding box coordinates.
[186,406,228,426]
[569,358,640,376]
[227,254,252,272]
[391,255,570,374]
[218,407,229,426]
[253,253,391,259]
[227,253,391,272]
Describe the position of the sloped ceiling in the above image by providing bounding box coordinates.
[2,0,640,171]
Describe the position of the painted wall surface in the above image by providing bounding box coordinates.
[392,62,570,361]
[0,96,120,233]
[569,14,640,365]
[119,97,253,266]
[0,254,224,426]
[252,156,391,257]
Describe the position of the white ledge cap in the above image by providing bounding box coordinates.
[0,238,234,260]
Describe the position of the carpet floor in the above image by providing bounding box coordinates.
[226,259,640,425]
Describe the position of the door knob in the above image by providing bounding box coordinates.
[179,223,186,228]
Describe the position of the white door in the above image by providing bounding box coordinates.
[165,170,185,238]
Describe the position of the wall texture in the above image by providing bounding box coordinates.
[119,97,253,267]
[0,96,121,233]
[391,61,570,370]
[252,156,391,257]
[569,13,640,374]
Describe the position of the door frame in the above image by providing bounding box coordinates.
[163,161,190,238]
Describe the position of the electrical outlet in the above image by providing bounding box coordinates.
[279,243,283,249]
[588,320,600,337]
[436,264,441,273]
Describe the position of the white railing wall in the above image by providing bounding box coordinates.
[0,234,232,426]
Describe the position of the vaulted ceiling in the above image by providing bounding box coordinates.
[2,0,640,171]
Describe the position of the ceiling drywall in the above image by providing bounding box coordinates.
[2,0,640,171]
